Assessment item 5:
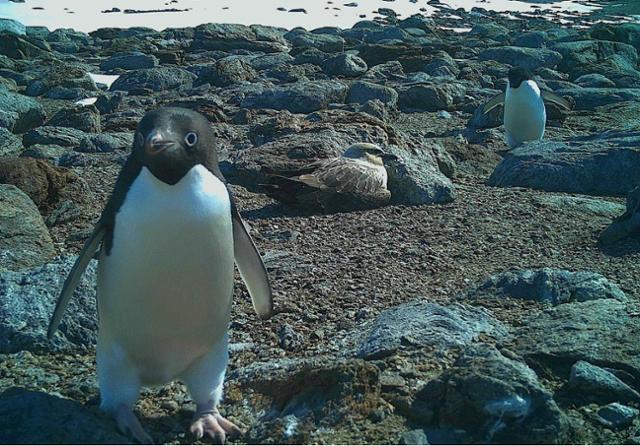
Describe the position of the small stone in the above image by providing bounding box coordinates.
[569,361,640,405]
[278,324,303,351]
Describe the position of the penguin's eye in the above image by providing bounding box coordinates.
[184,132,198,147]
[135,132,144,147]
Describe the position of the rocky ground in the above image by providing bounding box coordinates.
[1,1,640,444]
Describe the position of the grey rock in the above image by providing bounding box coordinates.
[0,88,46,133]
[590,23,640,51]
[533,195,625,219]
[46,104,101,133]
[321,53,368,77]
[100,51,159,71]
[358,301,506,359]
[600,185,640,245]
[398,82,466,112]
[20,144,69,165]
[575,73,617,88]
[110,67,196,92]
[347,80,398,107]
[417,344,570,443]
[478,46,562,71]
[0,185,55,272]
[0,255,98,353]
[400,429,429,445]
[79,132,133,153]
[460,268,627,305]
[556,87,640,110]
[0,31,52,60]
[191,23,288,53]
[0,18,26,36]
[488,136,640,196]
[513,299,640,376]
[287,30,345,52]
[568,361,640,405]
[195,56,257,87]
[95,91,126,115]
[469,23,509,39]
[595,403,639,429]
[241,80,348,113]
[385,145,456,205]
[0,127,23,156]
[250,53,294,71]
[23,126,87,148]
[0,387,129,444]
[514,31,548,48]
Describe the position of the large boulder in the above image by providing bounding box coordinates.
[398,82,466,112]
[191,23,288,53]
[459,268,627,305]
[357,301,506,360]
[417,344,570,444]
[513,299,640,376]
[195,56,257,87]
[488,135,640,196]
[46,104,101,133]
[0,127,23,156]
[241,80,348,114]
[99,51,159,71]
[0,19,26,36]
[478,46,563,71]
[321,53,368,77]
[0,256,98,353]
[110,67,196,93]
[0,89,46,133]
[0,185,55,272]
[346,80,398,107]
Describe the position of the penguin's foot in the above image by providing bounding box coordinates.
[190,403,242,444]
[115,404,154,444]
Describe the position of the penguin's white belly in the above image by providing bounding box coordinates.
[97,165,234,384]
[504,81,546,148]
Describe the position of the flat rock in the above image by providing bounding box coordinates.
[347,80,398,107]
[23,126,87,148]
[0,255,98,353]
[556,87,640,110]
[110,67,196,93]
[241,80,348,113]
[488,134,640,196]
[533,195,625,219]
[100,51,159,71]
[358,301,507,360]
[416,344,570,443]
[568,360,640,405]
[595,403,639,429]
[191,23,288,53]
[478,46,562,71]
[513,299,640,376]
[0,387,129,444]
[459,268,627,305]
[0,185,55,272]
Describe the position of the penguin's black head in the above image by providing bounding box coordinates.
[133,107,218,185]
[508,66,534,89]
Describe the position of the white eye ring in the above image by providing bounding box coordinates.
[135,132,144,147]
[185,132,198,147]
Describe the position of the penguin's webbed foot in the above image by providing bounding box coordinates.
[115,403,154,444]
[190,404,242,444]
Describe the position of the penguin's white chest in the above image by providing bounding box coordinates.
[504,80,546,148]
[97,165,235,382]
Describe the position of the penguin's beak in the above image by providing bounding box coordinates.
[144,130,175,156]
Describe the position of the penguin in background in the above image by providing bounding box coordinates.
[482,66,571,148]
[48,107,273,444]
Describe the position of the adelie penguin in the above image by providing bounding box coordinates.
[265,143,395,214]
[48,107,273,444]
[482,66,572,148]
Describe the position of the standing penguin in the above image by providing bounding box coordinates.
[482,66,571,148]
[48,107,273,444]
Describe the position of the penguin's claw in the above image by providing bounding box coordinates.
[190,409,242,444]
[115,404,154,444]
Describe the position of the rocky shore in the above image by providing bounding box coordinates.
[1,2,640,444]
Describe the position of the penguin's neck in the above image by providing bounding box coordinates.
[506,80,541,102]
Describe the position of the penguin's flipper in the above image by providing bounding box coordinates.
[229,200,273,319]
[482,92,505,114]
[541,90,572,110]
[47,224,106,339]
